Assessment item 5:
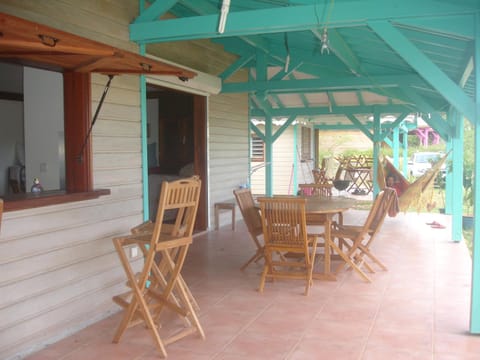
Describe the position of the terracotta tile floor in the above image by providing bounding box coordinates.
[26,211,480,359]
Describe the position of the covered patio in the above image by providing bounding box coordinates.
[26,211,478,360]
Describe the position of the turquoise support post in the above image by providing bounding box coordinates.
[470,11,480,334]
[292,124,298,195]
[471,121,480,333]
[402,126,409,177]
[265,116,273,197]
[449,110,463,242]
[392,125,400,168]
[139,45,149,221]
[372,112,381,195]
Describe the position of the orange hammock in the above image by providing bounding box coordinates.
[377,153,448,212]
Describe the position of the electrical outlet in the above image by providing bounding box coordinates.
[130,246,139,258]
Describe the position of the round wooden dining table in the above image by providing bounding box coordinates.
[257,195,356,281]
[299,196,356,280]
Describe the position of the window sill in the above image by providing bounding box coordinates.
[2,189,110,212]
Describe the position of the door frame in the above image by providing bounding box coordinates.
[143,84,208,231]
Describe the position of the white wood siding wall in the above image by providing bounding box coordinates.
[0,2,144,359]
[250,125,318,196]
[0,1,251,358]
[209,93,249,228]
[250,126,297,195]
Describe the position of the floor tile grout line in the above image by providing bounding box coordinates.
[355,264,391,360]
[209,295,278,359]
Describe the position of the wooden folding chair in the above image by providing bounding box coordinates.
[330,188,397,282]
[111,176,204,357]
[298,183,340,228]
[233,188,265,270]
[298,183,333,197]
[257,197,318,295]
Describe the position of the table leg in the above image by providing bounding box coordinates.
[312,214,337,281]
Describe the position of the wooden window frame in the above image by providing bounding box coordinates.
[301,126,312,161]
[251,133,265,162]
[3,71,109,212]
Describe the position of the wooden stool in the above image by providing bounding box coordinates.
[214,200,236,230]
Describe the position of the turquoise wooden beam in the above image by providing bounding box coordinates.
[312,28,362,76]
[314,124,370,131]
[250,104,414,117]
[249,120,265,141]
[220,53,254,80]
[133,0,178,23]
[381,112,409,134]
[383,136,393,148]
[222,75,425,94]
[401,88,453,139]
[395,15,475,39]
[130,1,476,43]
[356,91,365,106]
[346,114,373,141]
[270,60,304,81]
[369,20,476,123]
[252,93,273,116]
[269,94,285,109]
[273,116,296,142]
[470,11,480,335]
[381,113,409,166]
[459,56,474,88]
[177,0,289,66]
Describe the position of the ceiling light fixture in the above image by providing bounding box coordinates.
[320,28,330,55]
[284,33,290,72]
[218,0,231,34]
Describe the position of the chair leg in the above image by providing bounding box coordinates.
[329,240,372,282]
[258,265,268,293]
[240,248,264,271]
[112,241,168,357]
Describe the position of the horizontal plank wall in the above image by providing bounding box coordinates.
[251,126,296,195]
[0,1,251,358]
[0,1,144,359]
[208,92,249,228]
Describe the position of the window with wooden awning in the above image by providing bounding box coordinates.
[0,12,196,211]
[0,12,196,78]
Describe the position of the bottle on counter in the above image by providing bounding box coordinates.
[31,178,44,193]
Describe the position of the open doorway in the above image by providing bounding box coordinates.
[146,85,207,230]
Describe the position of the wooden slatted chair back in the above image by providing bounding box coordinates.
[258,197,308,251]
[233,188,262,236]
[233,188,266,270]
[257,196,317,295]
[153,176,201,240]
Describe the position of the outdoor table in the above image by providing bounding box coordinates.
[300,196,356,280]
[257,195,356,280]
